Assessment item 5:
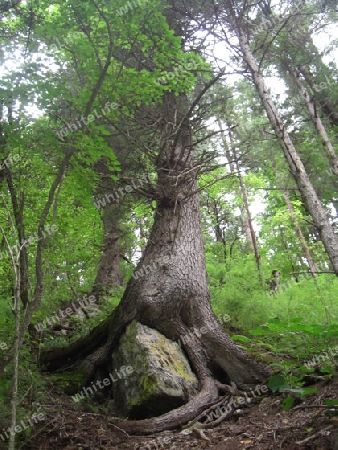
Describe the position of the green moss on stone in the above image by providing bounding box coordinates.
[148,334,196,381]
[130,374,157,406]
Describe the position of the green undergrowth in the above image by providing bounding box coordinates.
[37,285,124,350]
[0,354,49,449]
[209,260,338,378]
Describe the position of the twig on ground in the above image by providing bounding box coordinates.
[293,404,330,410]
[107,422,131,438]
[295,425,333,445]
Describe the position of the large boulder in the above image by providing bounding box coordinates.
[112,321,199,418]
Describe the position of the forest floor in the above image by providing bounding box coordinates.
[20,378,338,450]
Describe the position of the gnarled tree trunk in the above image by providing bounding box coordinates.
[41,93,270,434]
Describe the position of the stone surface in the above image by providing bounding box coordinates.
[112,321,199,418]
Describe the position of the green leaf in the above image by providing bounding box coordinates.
[231,335,251,343]
[284,388,306,394]
[250,327,271,336]
[325,400,338,406]
[282,396,295,411]
[300,388,318,397]
[288,317,304,323]
[267,375,286,393]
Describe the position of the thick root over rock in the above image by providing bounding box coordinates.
[109,377,218,435]
[40,312,272,434]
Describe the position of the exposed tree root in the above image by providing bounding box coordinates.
[108,377,218,435]
[215,380,238,395]
[40,315,111,371]
[40,292,272,433]
[203,325,272,385]
[40,306,135,375]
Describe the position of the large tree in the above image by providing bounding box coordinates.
[40,1,271,431]
[42,92,270,434]
[1,0,272,435]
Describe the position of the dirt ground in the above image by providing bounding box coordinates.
[20,379,338,450]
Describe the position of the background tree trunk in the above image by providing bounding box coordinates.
[93,200,123,296]
[91,159,124,301]
[231,137,262,280]
[288,68,338,176]
[300,66,338,128]
[227,10,338,275]
[280,188,318,278]
[219,121,262,281]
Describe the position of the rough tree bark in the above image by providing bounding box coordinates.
[41,93,271,434]
[90,159,124,302]
[92,199,123,297]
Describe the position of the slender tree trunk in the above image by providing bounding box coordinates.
[241,208,254,249]
[1,98,30,308]
[206,197,227,261]
[0,224,21,450]
[279,224,298,279]
[138,217,148,253]
[298,66,338,128]
[271,159,318,278]
[222,122,262,280]
[227,11,338,275]
[288,68,338,175]
[8,261,20,450]
[233,148,262,277]
[281,188,318,278]
[0,152,72,377]
[214,221,224,244]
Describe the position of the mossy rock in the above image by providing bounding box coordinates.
[112,321,198,418]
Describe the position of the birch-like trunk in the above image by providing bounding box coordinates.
[281,188,318,278]
[289,69,338,176]
[226,11,338,276]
